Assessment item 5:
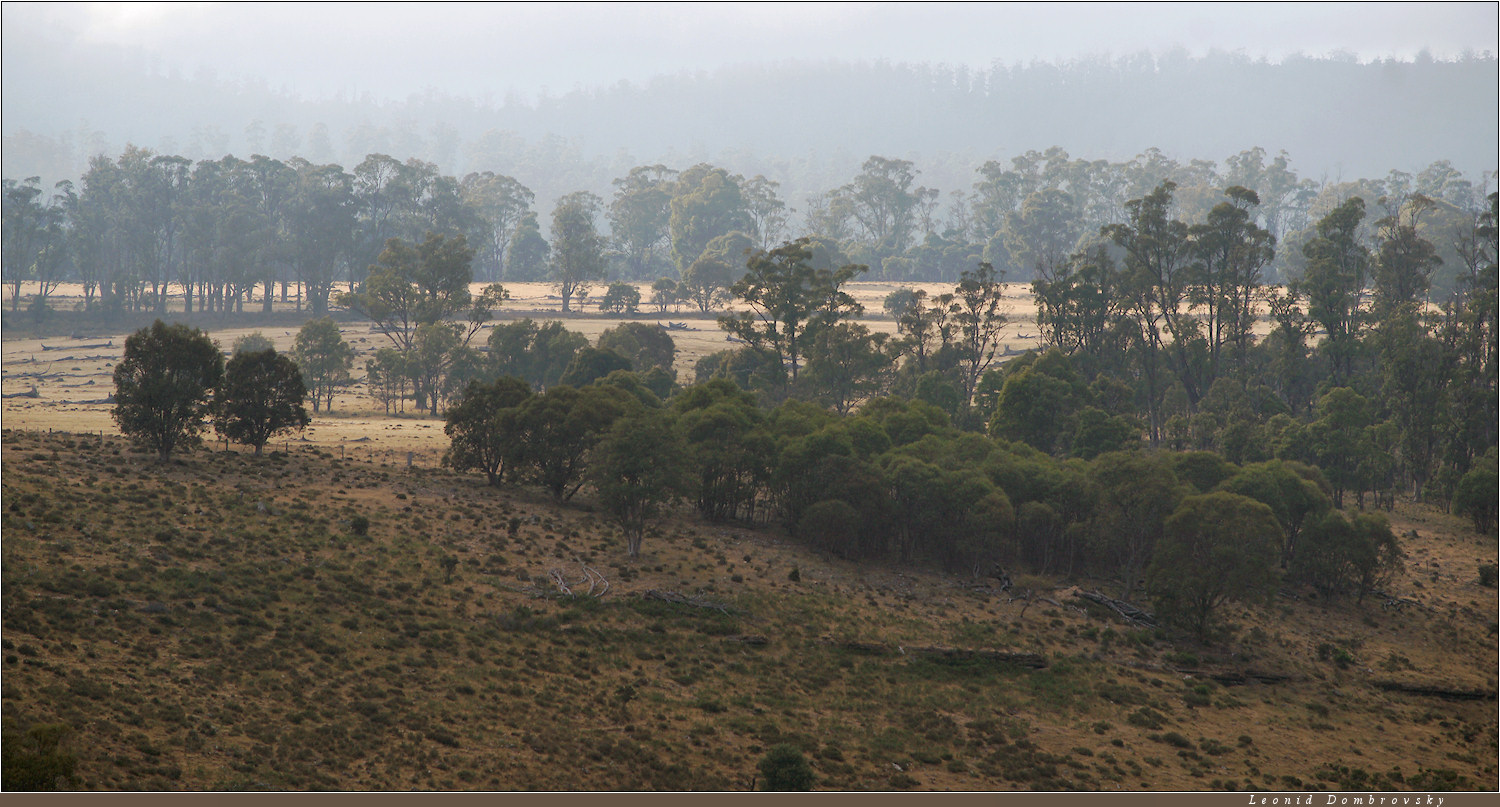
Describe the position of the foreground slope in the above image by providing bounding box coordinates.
[1,429,1494,790]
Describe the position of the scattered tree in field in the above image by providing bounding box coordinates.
[679,255,734,312]
[589,408,688,557]
[365,348,410,414]
[444,377,533,486]
[550,191,607,312]
[598,281,642,314]
[214,348,310,455]
[113,320,224,461]
[1146,492,1281,640]
[338,232,501,351]
[293,317,354,413]
[649,277,680,312]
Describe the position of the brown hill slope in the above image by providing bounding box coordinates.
[1,429,1494,791]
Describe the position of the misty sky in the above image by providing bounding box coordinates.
[7,1,1496,104]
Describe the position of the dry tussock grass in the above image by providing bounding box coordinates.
[1,425,1493,791]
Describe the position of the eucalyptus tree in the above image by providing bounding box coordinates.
[720,238,866,394]
[741,174,789,252]
[1147,492,1281,640]
[351,153,420,276]
[1105,180,1197,441]
[679,256,734,312]
[590,406,689,557]
[1297,197,1373,385]
[1001,188,1085,284]
[2,177,52,310]
[244,154,297,311]
[113,321,224,462]
[549,191,607,312]
[947,261,1010,423]
[505,211,550,281]
[71,155,127,309]
[669,164,751,273]
[1221,146,1316,245]
[285,159,356,315]
[1371,194,1443,319]
[214,348,310,455]
[460,171,534,282]
[834,156,937,274]
[1031,245,1124,364]
[338,232,505,411]
[1188,186,1275,378]
[609,164,677,280]
[293,317,355,413]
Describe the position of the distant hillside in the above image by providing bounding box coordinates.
[4,44,1495,202]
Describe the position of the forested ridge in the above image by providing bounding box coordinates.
[4,51,1496,212]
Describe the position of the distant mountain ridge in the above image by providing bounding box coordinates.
[4,46,1495,198]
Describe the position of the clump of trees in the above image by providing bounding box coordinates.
[74,145,1493,643]
[113,320,310,460]
[435,183,1494,644]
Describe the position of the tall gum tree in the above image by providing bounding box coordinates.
[720,238,866,396]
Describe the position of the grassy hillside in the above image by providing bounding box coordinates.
[1,428,1494,791]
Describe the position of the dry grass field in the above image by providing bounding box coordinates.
[1,284,1492,792]
[0,281,1053,460]
[0,428,1494,791]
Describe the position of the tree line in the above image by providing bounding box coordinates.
[105,179,1498,639]
[4,145,1491,323]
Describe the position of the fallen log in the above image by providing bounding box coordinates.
[1175,668,1293,686]
[1074,589,1158,628]
[817,639,1048,669]
[41,341,112,351]
[1373,681,1497,700]
[642,589,743,616]
[726,634,768,646]
[906,646,1049,669]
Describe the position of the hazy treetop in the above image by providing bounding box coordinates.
[2,3,1495,190]
[6,2,1493,105]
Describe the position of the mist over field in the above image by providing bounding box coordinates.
[4,3,1496,196]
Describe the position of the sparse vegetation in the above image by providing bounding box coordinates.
[0,428,1491,791]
